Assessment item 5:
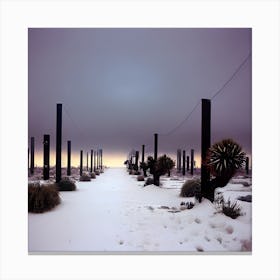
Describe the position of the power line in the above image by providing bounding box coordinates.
[211,52,251,100]
[158,51,251,137]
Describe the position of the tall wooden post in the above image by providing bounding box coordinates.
[56,103,62,183]
[90,149,93,173]
[100,149,103,170]
[190,149,194,175]
[135,151,139,171]
[201,99,211,200]
[87,152,89,171]
[246,156,249,175]
[182,150,186,176]
[43,134,50,180]
[67,140,71,176]
[187,156,190,171]
[80,150,83,176]
[154,133,158,161]
[30,137,35,175]
[94,150,96,171]
[142,145,145,163]
[178,149,182,173]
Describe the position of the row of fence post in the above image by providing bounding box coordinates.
[28,104,103,181]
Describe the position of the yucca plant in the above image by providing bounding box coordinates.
[206,139,246,188]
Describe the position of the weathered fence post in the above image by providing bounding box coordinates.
[67,140,71,176]
[182,150,186,176]
[100,149,103,170]
[30,137,35,175]
[201,99,211,201]
[246,156,249,175]
[87,152,89,171]
[43,134,50,180]
[80,150,83,176]
[187,155,190,171]
[154,133,158,161]
[190,149,194,175]
[178,149,182,173]
[56,103,62,183]
[142,145,145,163]
[94,150,96,171]
[90,149,93,173]
[135,151,139,171]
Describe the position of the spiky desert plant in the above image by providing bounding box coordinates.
[206,139,246,188]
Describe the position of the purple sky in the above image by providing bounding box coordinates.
[28,28,251,166]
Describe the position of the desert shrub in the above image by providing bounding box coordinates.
[90,172,96,179]
[180,179,201,197]
[58,177,76,191]
[28,183,60,213]
[222,200,242,219]
[95,170,100,176]
[79,173,91,181]
[206,139,246,187]
[144,177,154,186]
[137,175,145,181]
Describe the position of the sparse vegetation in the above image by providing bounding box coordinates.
[180,179,201,198]
[222,200,242,219]
[137,175,145,181]
[90,172,96,179]
[80,173,91,181]
[58,177,76,191]
[144,177,154,186]
[28,182,60,213]
[204,139,246,202]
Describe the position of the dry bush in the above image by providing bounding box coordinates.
[180,179,201,197]
[137,175,145,181]
[90,172,96,179]
[79,173,91,181]
[58,177,76,191]
[28,183,60,213]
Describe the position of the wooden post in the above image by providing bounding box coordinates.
[154,133,158,161]
[190,149,194,175]
[100,149,103,170]
[80,150,83,176]
[201,99,211,200]
[94,150,96,171]
[87,152,89,171]
[142,145,145,163]
[135,151,139,171]
[67,141,71,176]
[187,156,190,171]
[43,134,50,180]
[56,103,62,183]
[246,156,249,175]
[90,149,93,173]
[182,150,186,176]
[30,137,35,175]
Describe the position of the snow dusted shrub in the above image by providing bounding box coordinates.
[28,182,60,213]
[80,173,91,181]
[90,172,96,179]
[222,200,242,219]
[137,175,145,181]
[144,177,154,186]
[58,177,76,191]
[95,170,100,176]
[180,179,201,198]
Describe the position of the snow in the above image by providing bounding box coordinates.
[28,167,252,253]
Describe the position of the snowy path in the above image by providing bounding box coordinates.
[28,167,252,253]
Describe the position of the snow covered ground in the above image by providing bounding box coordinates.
[28,167,252,253]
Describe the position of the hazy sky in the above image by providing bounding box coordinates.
[28,28,251,167]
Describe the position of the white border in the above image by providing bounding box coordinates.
[1,0,279,280]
